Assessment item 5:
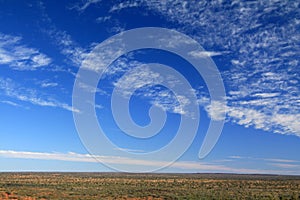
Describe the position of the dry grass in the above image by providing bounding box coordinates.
[0,173,300,199]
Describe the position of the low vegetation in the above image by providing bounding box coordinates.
[0,173,300,199]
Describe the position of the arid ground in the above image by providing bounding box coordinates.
[0,173,300,199]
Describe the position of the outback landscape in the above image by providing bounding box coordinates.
[0,1,299,200]
[0,173,300,200]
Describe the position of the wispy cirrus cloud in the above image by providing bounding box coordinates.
[70,0,102,12]
[0,150,299,174]
[0,78,78,112]
[80,49,195,116]
[0,100,27,109]
[205,101,227,121]
[270,163,300,169]
[136,0,300,136]
[265,158,300,163]
[96,16,111,23]
[0,33,51,70]
[109,1,139,13]
[188,50,227,58]
[40,82,58,88]
[38,2,91,68]
[108,58,194,116]
[58,0,300,136]
[201,100,300,136]
[229,155,300,171]
[47,30,89,67]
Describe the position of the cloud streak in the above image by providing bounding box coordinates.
[1,150,299,174]
[39,0,300,136]
[0,78,78,112]
[188,50,226,58]
[137,0,300,136]
[228,155,300,170]
[108,59,194,116]
[70,0,102,12]
[0,33,51,70]
[38,2,91,68]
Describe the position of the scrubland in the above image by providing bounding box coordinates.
[0,173,300,199]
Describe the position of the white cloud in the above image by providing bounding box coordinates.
[81,41,124,72]
[228,155,244,159]
[76,57,175,115]
[96,16,111,23]
[77,81,107,95]
[111,63,193,116]
[271,113,300,135]
[38,0,300,137]
[230,156,300,163]
[0,150,299,174]
[95,104,104,109]
[0,150,97,163]
[113,147,145,153]
[109,1,140,12]
[0,33,51,70]
[188,50,225,58]
[238,99,273,106]
[252,93,280,98]
[103,57,136,76]
[0,78,79,113]
[0,100,26,108]
[113,65,163,97]
[228,107,269,129]
[38,2,91,68]
[267,157,300,169]
[71,0,300,137]
[136,0,300,137]
[205,101,227,121]
[228,155,300,171]
[83,52,202,119]
[49,30,88,67]
[265,158,300,163]
[41,82,58,88]
[270,163,300,169]
[204,99,300,136]
[231,59,246,66]
[70,0,102,12]
[31,54,52,66]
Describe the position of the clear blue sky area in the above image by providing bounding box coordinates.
[0,0,299,174]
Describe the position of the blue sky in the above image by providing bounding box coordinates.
[0,0,299,174]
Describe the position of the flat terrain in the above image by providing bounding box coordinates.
[0,173,300,199]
